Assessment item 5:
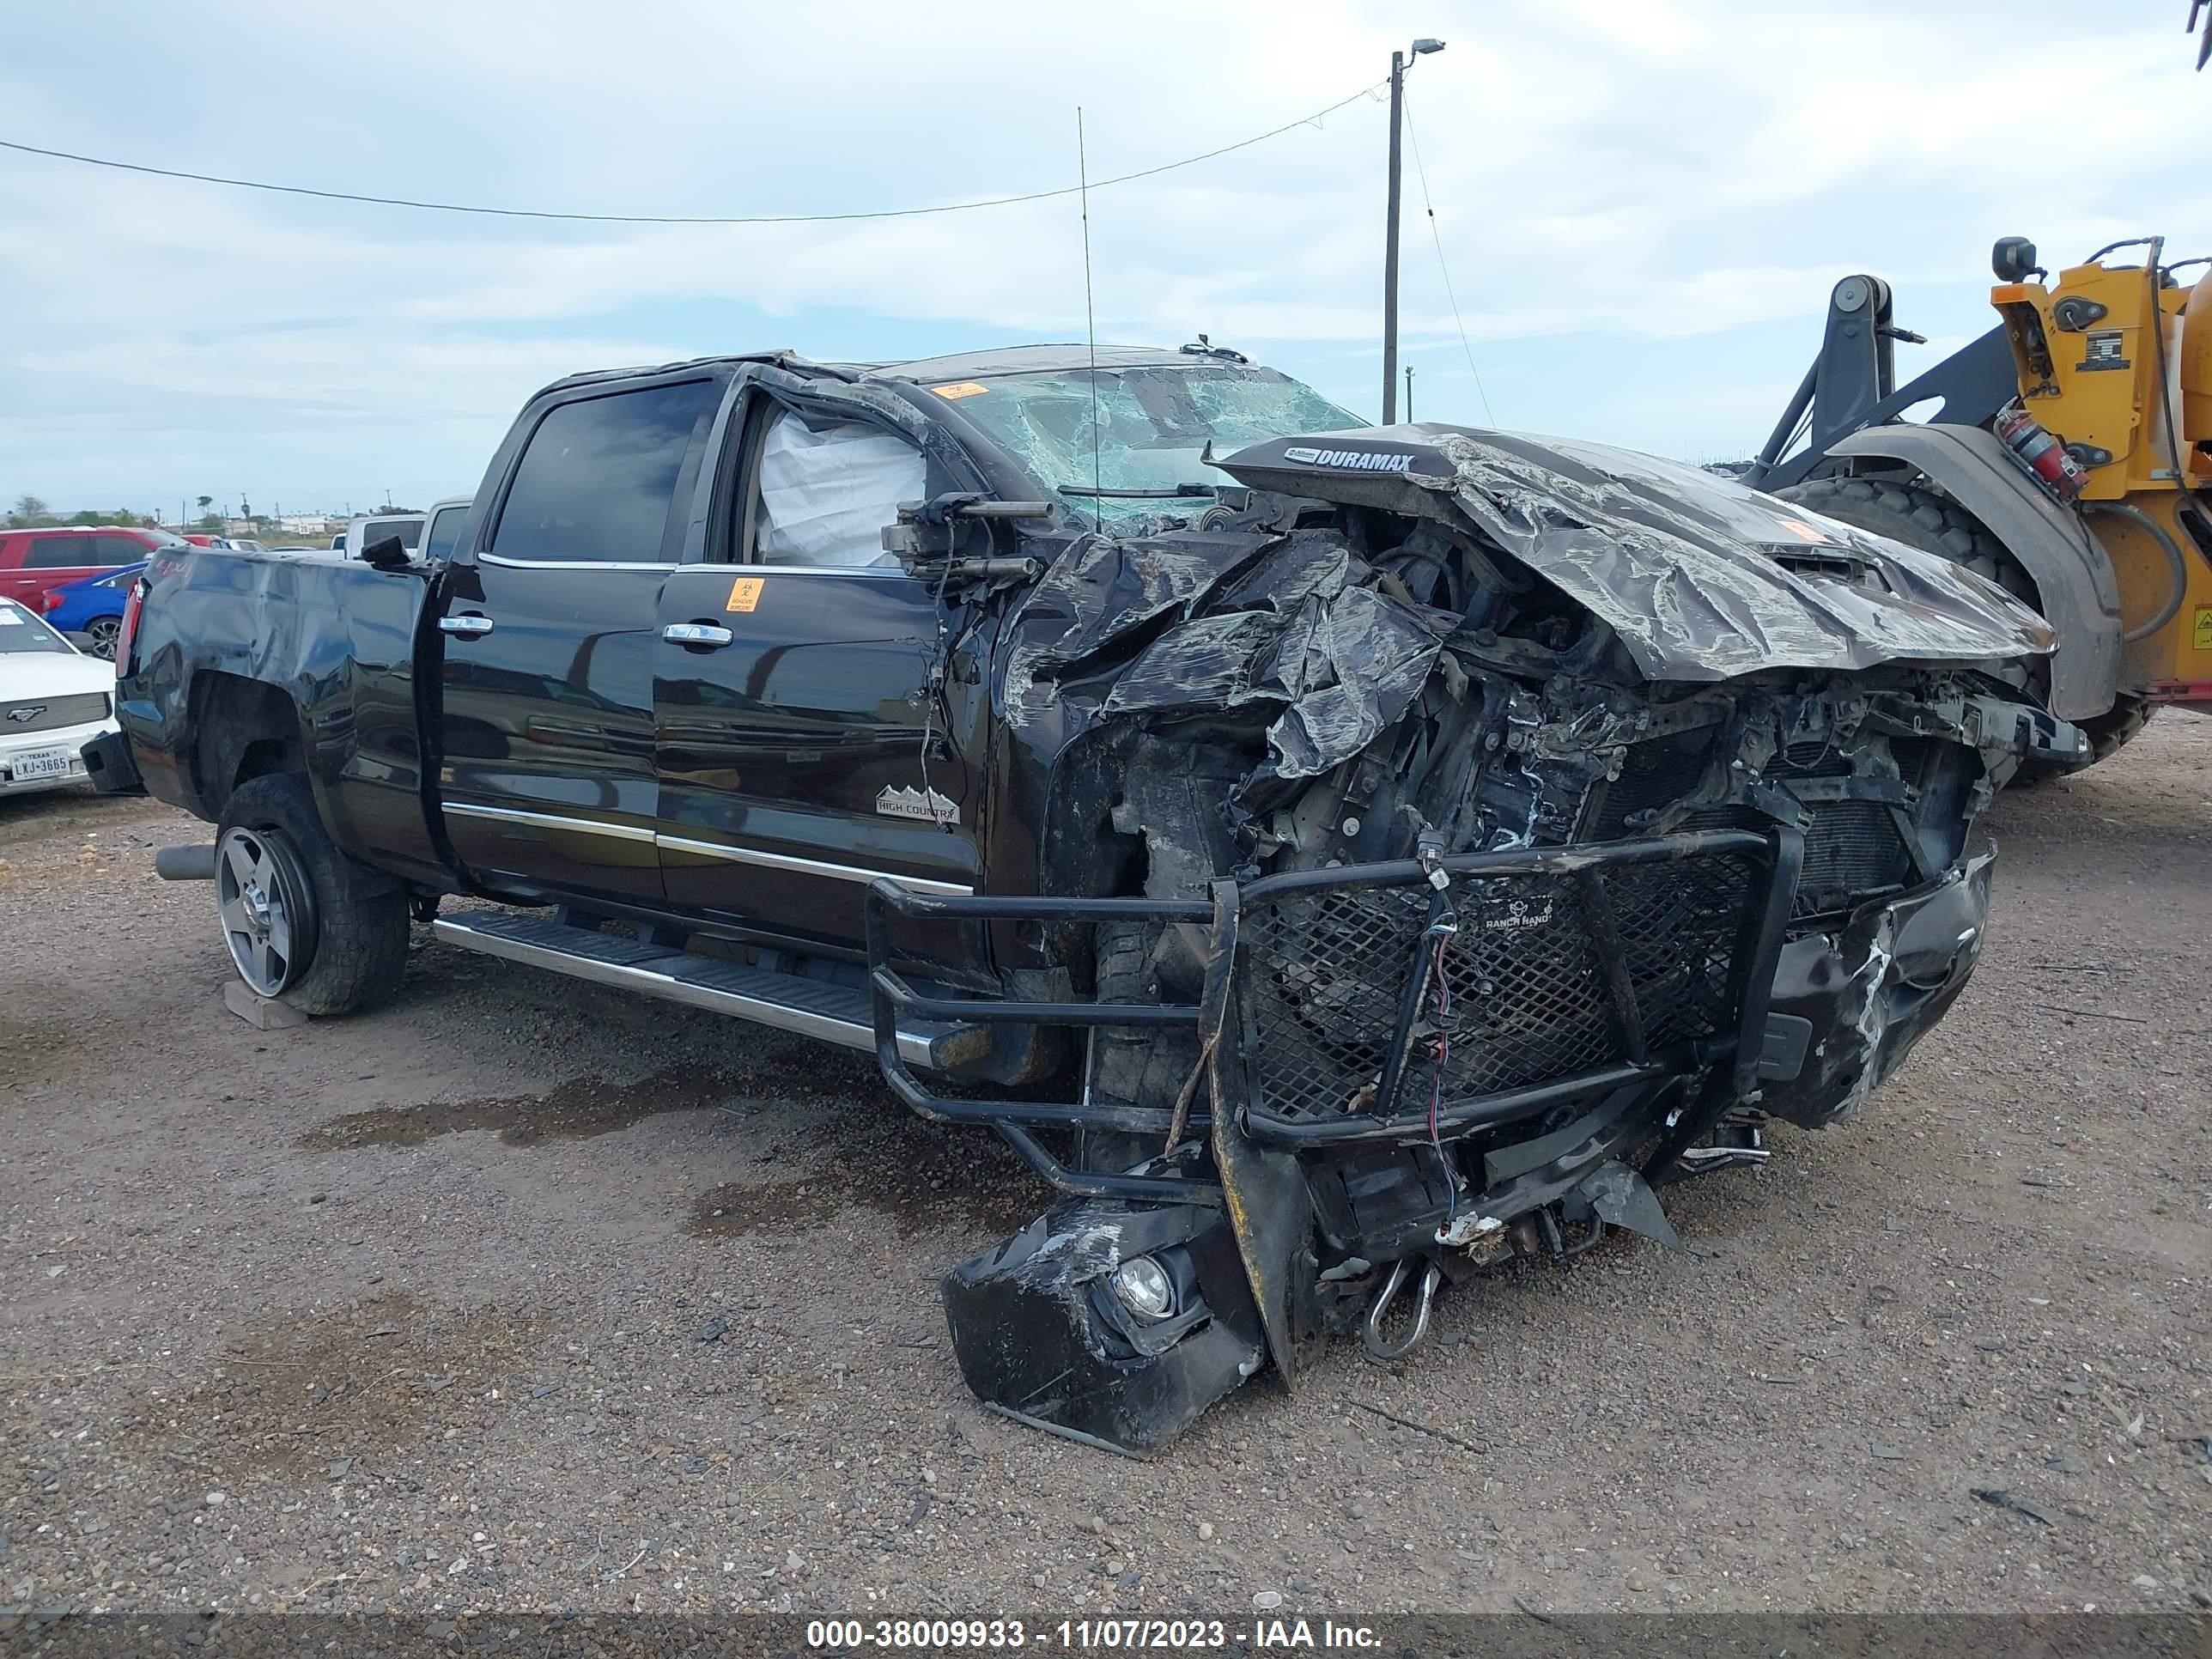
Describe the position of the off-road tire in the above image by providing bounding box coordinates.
[1779,473,2034,605]
[216,774,410,1016]
[1778,474,2154,771]
[1078,918,1200,1173]
[2067,695,2155,766]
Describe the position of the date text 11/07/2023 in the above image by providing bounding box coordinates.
[804,1618,1382,1650]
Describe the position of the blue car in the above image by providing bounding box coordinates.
[41,561,145,660]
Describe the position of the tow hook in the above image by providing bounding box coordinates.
[1363,1257,1443,1360]
[1677,1124,1771,1174]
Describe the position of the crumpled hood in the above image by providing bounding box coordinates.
[1218,424,2057,683]
[1000,529,1450,785]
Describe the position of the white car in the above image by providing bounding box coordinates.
[334,512,428,560]
[0,598,120,797]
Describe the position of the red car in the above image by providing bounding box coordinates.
[0,526,189,613]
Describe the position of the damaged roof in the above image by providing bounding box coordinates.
[537,343,1231,401]
[860,344,1206,383]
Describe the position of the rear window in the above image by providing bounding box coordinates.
[490,380,720,563]
[360,518,422,550]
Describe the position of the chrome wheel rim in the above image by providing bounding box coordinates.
[86,617,120,659]
[216,825,314,997]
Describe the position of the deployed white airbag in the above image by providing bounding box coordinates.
[757,416,924,568]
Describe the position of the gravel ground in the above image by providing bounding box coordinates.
[2,717,2208,1621]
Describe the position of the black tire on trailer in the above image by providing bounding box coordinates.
[1776,473,2154,769]
[214,773,410,1016]
[1077,917,1200,1174]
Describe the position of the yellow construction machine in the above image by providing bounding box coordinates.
[1750,235,2212,770]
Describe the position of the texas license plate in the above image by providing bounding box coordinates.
[8,746,71,781]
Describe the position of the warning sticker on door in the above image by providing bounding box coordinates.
[2195,606,2212,652]
[726,576,764,613]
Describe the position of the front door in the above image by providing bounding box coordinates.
[434,375,723,907]
[653,400,985,949]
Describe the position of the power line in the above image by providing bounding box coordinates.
[0,82,1385,228]
[1077,107,1103,536]
[1401,93,1496,426]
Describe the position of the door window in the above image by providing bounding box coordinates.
[92,534,149,565]
[491,380,720,564]
[25,537,94,568]
[750,411,924,568]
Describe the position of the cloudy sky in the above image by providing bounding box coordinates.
[1,0,2203,518]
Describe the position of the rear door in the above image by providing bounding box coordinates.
[433,374,724,906]
[652,392,986,948]
[7,534,125,611]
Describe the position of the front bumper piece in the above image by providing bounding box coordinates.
[78,727,145,796]
[871,827,1996,1451]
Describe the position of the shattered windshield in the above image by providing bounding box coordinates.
[941,364,1360,526]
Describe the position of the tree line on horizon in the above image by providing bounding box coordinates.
[4,494,378,534]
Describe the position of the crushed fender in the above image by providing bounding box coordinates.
[938,422,2068,1453]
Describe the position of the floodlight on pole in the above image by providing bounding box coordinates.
[1382,37,1445,423]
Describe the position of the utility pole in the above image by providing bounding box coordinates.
[1405,365,1415,423]
[1382,37,1444,425]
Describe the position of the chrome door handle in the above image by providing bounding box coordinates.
[661,623,735,647]
[439,614,495,637]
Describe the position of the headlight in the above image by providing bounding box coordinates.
[1109,1256,1176,1322]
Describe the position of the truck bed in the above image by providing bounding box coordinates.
[118,544,447,884]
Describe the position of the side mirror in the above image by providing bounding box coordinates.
[881,494,1051,586]
[362,534,410,570]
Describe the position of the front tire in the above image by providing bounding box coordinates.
[1777,474,2154,772]
[215,774,410,1015]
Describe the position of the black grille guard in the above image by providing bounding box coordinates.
[866,827,1803,1207]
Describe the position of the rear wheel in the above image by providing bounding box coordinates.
[82,617,121,660]
[1777,474,2154,770]
[215,774,410,1015]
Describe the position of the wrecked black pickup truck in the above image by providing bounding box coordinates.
[88,343,2081,1453]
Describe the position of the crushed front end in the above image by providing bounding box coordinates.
[871,425,2072,1454]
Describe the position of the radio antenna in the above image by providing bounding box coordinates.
[1078,106,1103,533]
